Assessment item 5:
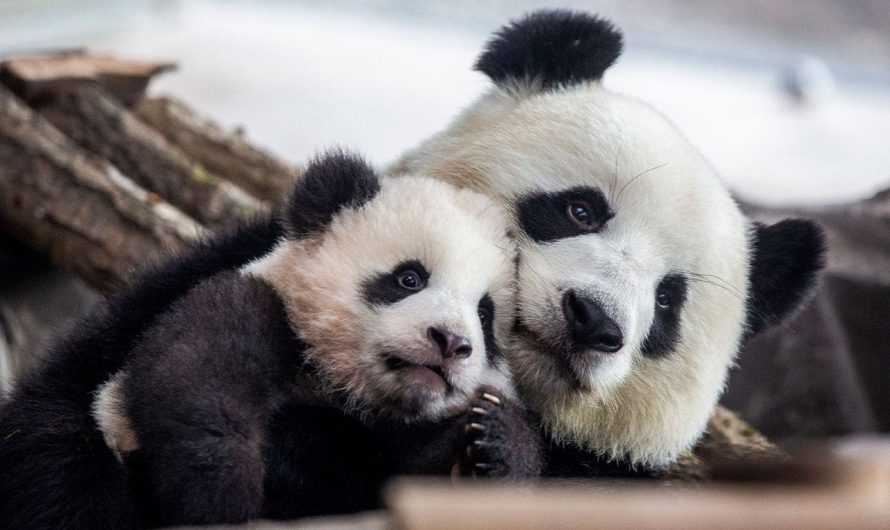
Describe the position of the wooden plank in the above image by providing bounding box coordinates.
[0,51,174,106]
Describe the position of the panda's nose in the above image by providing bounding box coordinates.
[427,327,473,359]
[562,290,624,353]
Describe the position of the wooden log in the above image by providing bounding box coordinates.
[388,476,890,530]
[666,405,785,481]
[0,84,200,292]
[136,96,296,201]
[30,85,268,229]
[0,51,174,106]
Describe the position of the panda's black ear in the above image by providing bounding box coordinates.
[746,219,826,335]
[283,150,380,239]
[475,10,622,92]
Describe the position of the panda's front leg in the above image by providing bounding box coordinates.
[132,390,272,526]
[459,387,543,479]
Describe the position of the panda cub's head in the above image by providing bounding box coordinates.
[246,151,516,422]
[391,11,825,465]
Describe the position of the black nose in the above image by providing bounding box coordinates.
[427,327,473,359]
[562,290,624,353]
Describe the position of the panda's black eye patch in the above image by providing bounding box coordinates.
[642,274,688,358]
[477,293,500,362]
[517,186,613,243]
[363,260,430,306]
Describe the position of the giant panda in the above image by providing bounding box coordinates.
[0,151,539,528]
[388,10,826,475]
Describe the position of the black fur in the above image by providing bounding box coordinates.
[477,293,499,362]
[516,186,613,243]
[746,219,826,335]
[362,259,430,306]
[262,404,387,520]
[475,10,623,91]
[542,439,658,479]
[641,274,689,358]
[0,217,281,530]
[123,272,304,525]
[283,150,380,239]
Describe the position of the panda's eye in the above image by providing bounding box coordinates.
[656,291,671,309]
[567,201,593,228]
[397,270,425,291]
[477,307,491,327]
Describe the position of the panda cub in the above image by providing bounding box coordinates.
[391,10,827,476]
[92,151,533,526]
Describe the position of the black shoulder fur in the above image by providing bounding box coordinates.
[123,271,303,525]
[475,10,623,91]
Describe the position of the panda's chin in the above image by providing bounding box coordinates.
[568,349,632,394]
[370,352,467,421]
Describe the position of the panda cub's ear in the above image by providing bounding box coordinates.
[475,9,623,92]
[283,150,380,240]
[746,219,826,335]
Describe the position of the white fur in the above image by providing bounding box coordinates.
[243,175,517,421]
[390,82,751,466]
[93,372,138,460]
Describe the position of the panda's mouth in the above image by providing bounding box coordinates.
[513,318,590,392]
[384,354,452,393]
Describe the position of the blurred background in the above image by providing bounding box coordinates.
[1,0,888,441]
[2,0,889,205]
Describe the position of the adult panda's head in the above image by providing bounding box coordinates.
[247,150,517,422]
[390,11,825,465]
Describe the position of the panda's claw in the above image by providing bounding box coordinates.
[471,406,488,415]
[468,422,486,432]
[481,393,501,405]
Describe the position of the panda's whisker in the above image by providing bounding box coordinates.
[684,276,772,325]
[607,142,624,202]
[683,271,747,300]
[616,162,668,203]
[520,259,550,285]
[685,277,745,303]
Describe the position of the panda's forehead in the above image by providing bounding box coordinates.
[314,177,511,294]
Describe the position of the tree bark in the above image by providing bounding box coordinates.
[136,96,296,202]
[30,85,267,229]
[0,85,201,292]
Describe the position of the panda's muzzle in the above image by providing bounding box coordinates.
[562,290,624,353]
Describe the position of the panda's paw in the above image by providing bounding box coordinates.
[461,390,507,478]
[459,388,543,479]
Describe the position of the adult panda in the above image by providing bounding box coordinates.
[389,10,826,475]
[0,151,538,528]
